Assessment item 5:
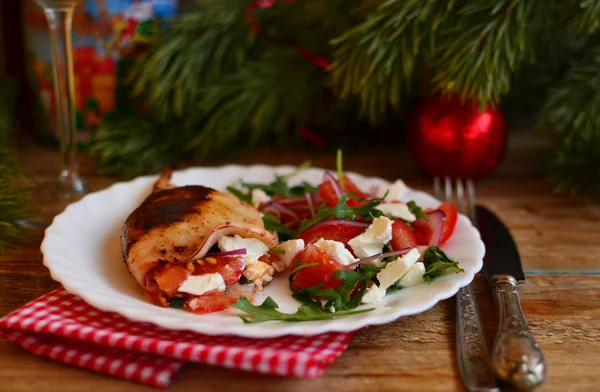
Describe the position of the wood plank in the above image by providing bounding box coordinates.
[1,275,599,391]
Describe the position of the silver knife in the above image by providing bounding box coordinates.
[477,205,547,391]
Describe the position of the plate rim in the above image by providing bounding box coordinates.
[41,164,484,338]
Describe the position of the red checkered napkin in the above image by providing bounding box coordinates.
[0,288,355,388]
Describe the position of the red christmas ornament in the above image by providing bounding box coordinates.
[407,94,507,180]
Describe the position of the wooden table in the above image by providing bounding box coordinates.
[2,139,600,391]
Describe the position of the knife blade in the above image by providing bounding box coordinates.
[476,205,547,391]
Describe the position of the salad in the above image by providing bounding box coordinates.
[228,151,464,323]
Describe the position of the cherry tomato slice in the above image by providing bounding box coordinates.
[318,175,368,207]
[390,220,417,250]
[298,221,367,248]
[194,255,245,285]
[188,291,231,314]
[411,218,434,246]
[438,202,458,244]
[290,243,346,292]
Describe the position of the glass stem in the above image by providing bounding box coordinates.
[44,6,87,196]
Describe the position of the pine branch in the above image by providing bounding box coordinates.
[89,113,191,178]
[130,0,257,120]
[431,0,547,106]
[0,78,34,254]
[568,0,600,34]
[330,0,447,122]
[187,48,327,161]
[537,44,600,196]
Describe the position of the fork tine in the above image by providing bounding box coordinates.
[466,179,477,224]
[455,178,465,215]
[444,176,452,203]
[434,176,442,199]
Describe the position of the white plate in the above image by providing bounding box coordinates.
[41,165,484,338]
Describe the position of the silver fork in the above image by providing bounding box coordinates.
[434,176,498,392]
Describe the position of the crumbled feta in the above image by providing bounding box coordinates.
[251,188,271,207]
[272,239,305,272]
[398,262,426,288]
[347,216,393,266]
[377,180,409,202]
[178,273,226,296]
[376,248,421,290]
[218,235,269,265]
[376,203,416,222]
[361,285,386,304]
[314,239,358,267]
[243,261,275,290]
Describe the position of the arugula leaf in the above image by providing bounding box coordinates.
[289,181,319,197]
[227,186,252,204]
[407,201,428,220]
[262,214,293,241]
[296,194,385,233]
[336,148,345,189]
[290,261,319,278]
[168,297,185,309]
[269,247,285,254]
[241,161,312,197]
[234,297,373,323]
[291,264,382,312]
[422,246,464,282]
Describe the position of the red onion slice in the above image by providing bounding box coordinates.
[186,223,277,262]
[426,209,446,246]
[275,198,308,207]
[347,247,412,269]
[305,192,316,217]
[262,202,300,220]
[309,219,369,229]
[205,248,247,257]
[323,171,344,197]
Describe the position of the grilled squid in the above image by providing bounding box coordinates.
[121,170,278,313]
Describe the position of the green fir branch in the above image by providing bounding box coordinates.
[186,48,327,161]
[537,44,600,196]
[90,114,190,178]
[130,0,257,120]
[0,78,34,254]
[330,0,448,122]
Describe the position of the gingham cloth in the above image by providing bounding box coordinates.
[0,288,355,388]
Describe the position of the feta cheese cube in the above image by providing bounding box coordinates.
[218,235,269,265]
[251,188,271,207]
[398,262,426,288]
[376,203,417,222]
[272,239,305,272]
[178,273,226,296]
[376,248,421,290]
[347,216,393,265]
[243,261,275,290]
[313,239,358,266]
[361,285,386,304]
[377,180,409,202]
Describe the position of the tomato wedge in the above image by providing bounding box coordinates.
[318,174,368,207]
[437,202,458,244]
[290,243,346,292]
[298,221,367,247]
[411,219,433,246]
[188,291,231,314]
[390,220,417,250]
[194,256,245,285]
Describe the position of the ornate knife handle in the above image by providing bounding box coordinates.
[491,275,547,391]
[456,284,498,392]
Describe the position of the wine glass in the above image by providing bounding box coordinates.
[34,0,87,197]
